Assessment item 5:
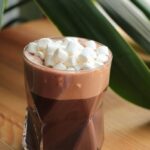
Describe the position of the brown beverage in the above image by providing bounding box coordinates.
[23,37,112,150]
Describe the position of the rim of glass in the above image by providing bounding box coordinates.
[23,36,112,74]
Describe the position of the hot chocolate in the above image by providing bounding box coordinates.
[23,37,112,150]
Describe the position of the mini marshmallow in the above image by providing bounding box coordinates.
[94,61,104,68]
[36,51,45,60]
[77,47,96,64]
[63,37,79,47]
[54,40,63,48]
[66,37,79,43]
[66,41,83,56]
[96,54,108,63]
[74,65,81,71]
[53,48,68,64]
[77,54,88,65]
[54,63,67,70]
[26,42,37,54]
[64,56,77,67]
[83,47,97,58]
[86,40,96,49]
[62,40,68,47]
[81,62,96,70]
[96,46,109,56]
[37,38,52,51]
[67,67,75,71]
[46,44,58,55]
[44,53,55,66]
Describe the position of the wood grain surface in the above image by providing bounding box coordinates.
[0,19,150,150]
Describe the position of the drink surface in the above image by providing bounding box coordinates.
[24,37,111,71]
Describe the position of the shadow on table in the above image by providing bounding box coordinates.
[129,120,150,138]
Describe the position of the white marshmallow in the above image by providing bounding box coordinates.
[63,37,79,48]
[77,54,88,65]
[83,47,97,58]
[53,48,68,64]
[86,40,96,49]
[62,40,68,47]
[66,41,83,56]
[74,65,81,71]
[77,47,96,65]
[67,67,75,71]
[94,61,104,68]
[26,42,37,54]
[65,37,79,43]
[36,51,45,60]
[54,63,67,70]
[54,40,63,48]
[44,53,55,66]
[96,54,108,63]
[81,62,96,70]
[46,44,58,56]
[96,46,109,56]
[64,56,77,67]
[37,38,52,51]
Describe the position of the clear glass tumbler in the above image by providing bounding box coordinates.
[23,37,112,150]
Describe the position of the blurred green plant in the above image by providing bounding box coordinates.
[99,0,150,53]
[0,0,150,109]
[131,0,150,19]
[0,0,7,26]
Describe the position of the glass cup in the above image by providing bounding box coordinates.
[23,37,112,150]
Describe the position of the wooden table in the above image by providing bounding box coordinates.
[0,19,150,150]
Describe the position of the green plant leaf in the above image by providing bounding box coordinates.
[0,0,7,28]
[99,0,150,54]
[131,0,150,19]
[34,0,150,108]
